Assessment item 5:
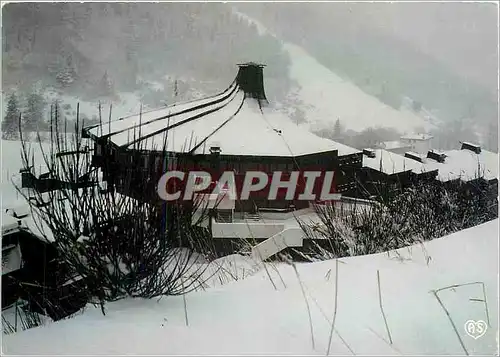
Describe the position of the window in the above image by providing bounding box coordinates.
[2,244,22,274]
[155,156,162,170]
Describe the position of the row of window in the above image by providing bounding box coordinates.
[96,144,362,172]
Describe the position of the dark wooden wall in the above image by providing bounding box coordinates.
[91,141,363,211]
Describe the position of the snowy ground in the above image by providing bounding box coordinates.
[0,138,92,209]
[2,219,498,355]
[4,9,437,137]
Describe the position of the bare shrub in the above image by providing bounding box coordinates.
[15,103,215,314]
[301,179,498,259]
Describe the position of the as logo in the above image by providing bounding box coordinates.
[464,320,488,340]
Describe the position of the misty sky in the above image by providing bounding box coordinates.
[350,2,498,91]
[254,1,498,93]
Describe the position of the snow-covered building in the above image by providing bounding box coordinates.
[83,62,363,218]
[359,148,438,198]
[2,214,23,274]
[81,62,370,259]
[400,142,498,201]
[399,133,434,155]
[403,143,498,185]
[1,209,86,319]
[379,133,433,155]
[378,140,413,156]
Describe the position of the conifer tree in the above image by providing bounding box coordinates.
[2,92,21,140]
[24,91,46,132]
[333,118,343,139]
[98,71,114,98]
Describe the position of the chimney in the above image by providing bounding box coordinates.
[405,152,423,163]
[236,62,268,103]
[209,146,221,156]
[363,148,376,158]
[427,150,446,163]
[461,142,481,154]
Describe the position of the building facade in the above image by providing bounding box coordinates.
[83,63,363,223]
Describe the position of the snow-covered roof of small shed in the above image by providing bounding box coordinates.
[362,149,431,175]
[85,64,360,158]
[1,213,21,236]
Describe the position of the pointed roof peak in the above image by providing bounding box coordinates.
[237,62,266,68]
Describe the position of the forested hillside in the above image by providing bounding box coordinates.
[2,3,291,103]
[2,3,497,152]
[236,3,498,151]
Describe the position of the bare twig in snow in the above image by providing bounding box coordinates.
[367,326,403,355]
[182,278,189,327]
[291,263,315,351]
[431,290,468,356]
[435,281,490,327]
[377,270,393,345]
[305,287,355,355]
[326,259,339,356]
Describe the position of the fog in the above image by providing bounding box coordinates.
[290,2,498,92]
[2,2,498,150]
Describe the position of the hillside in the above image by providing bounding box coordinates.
[237,3,498,124]
[3,2,440,138]
[232,9,433,134]
[2,3,291,104]
[236,3,498,150]
[3,219,498,354]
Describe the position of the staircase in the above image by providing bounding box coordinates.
[243,212,261,221]
[216,210,233,223]
[251,227,304,261]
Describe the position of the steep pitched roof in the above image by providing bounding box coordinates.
[85,65,360,158]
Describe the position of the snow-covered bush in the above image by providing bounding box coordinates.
[2,300,48,335]
[301,179,498,259]
[15,104,215,314]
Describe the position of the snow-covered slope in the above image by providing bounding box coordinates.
[283,43,433,133]
[44,89,145,121]
[1,140,51,209]
[233,8,434,134]
[3,219,498,355]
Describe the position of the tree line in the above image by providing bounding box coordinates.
[315,117,497,153]
[1,91,101,140]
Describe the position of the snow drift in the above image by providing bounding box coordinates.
[2,219,498,355]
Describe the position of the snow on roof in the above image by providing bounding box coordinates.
[1,213,21,236]
[363,149,430,175]
[86,79,360,158]
[381,140,411,150]
[405,151,423,158]
[400,134,433,141]
[138,96,357,157]
[462,142,480,149]
[424,148,498,182]
[87,80,239,139]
